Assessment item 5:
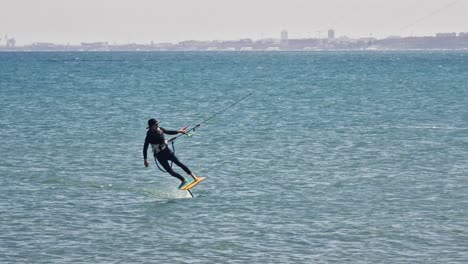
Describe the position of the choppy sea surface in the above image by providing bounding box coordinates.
[1,51,467,263]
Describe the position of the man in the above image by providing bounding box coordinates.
[143,118,198,188]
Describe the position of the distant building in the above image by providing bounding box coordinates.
[328,29,335,40]
[239,38,253,45]
[258,38,279,45]
[281,30,288,44]
[6,38,16,48]
[281,30,288,40]
[81,42,109,47]
[436,32,457,38]
[32,42,56,47]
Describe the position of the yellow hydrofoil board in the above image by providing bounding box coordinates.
[180,177,206,190]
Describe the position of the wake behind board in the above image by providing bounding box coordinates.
[180,177,206,190]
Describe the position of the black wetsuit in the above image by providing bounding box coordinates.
[143,127,191,182]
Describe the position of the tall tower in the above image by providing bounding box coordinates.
[281,30,288,43]
[328,29,335,40]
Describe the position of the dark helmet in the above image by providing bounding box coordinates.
[147,118,160,128]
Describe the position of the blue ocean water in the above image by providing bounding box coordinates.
[1,51,467,263]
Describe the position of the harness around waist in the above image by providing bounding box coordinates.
[151,143,167,155]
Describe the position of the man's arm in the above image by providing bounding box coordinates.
[143,136,150,167]
[160,127,179,135]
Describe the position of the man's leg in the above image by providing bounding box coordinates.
[169,154,198,180]
[156,155,186,182]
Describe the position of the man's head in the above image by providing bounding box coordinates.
[147,118,160,129]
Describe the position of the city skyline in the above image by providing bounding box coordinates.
[1,0,467,45]
[2,30,468,52]
[3,29,468,47]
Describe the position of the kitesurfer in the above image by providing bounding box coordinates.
[143,118,198,188]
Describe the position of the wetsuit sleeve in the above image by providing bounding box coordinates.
[160,127,179,135]
[143,135,150,160]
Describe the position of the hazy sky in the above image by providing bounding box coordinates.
[1,0,467,45]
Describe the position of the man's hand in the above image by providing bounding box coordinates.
[144,159,149,167]
[179,125,189,134]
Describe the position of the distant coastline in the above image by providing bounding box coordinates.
[1,33,468,52]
